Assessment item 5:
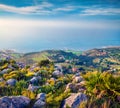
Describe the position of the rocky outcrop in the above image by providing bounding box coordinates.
[0,96,30,108]
[61,93,87,108]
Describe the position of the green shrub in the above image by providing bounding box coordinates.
[83,72,120,108]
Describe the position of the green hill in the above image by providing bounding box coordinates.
[1,47,120,71]
[17,50,78,64]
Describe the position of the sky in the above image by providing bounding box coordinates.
[0,0,120,52]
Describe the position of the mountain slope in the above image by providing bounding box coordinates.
[18,50,78,64]
[1,47,120,69]
[0,50,23,60]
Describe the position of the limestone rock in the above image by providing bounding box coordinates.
[33,99,46,108]
[36,93,46,101]
[6,79,17,86]
[28,84,39,91]
[52,70,63,77]
[74,76,83,83]
[30,76,41,85]
[0,96,30,108]
[62,93,87,108]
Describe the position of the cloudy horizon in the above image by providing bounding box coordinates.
[0,0,120,52]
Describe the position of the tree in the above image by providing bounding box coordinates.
[38,59,50,67]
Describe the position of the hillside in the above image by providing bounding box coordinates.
[0,50,23,60]
[20,47,120,63]
[1,47,120,72]
[81,47,120,71]
[0,47,120,108]
[83,47,120,59]
[18,50,78,64]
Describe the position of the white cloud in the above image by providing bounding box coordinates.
[54,6,75,12]
[0,18,119,29]
[0,18,119,41]
[0,3,82,14]
[0,2,53,14]
[81,8,120,16]
[1,2,120,16]
[0,18,119,51]
[53,5,91,12]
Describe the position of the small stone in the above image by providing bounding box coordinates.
[36,93,46,101]
[6,79,17,86]
[33,99,46,108]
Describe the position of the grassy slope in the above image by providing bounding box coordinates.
[1,47,119,68]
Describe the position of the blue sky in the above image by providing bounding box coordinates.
[0,0,120,52]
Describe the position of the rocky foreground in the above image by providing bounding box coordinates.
[0,48,120,108]
[0,92,87,108]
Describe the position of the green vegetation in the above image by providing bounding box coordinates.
[0,47,120,108]
[81,72,120,108]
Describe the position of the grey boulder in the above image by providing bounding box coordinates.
[0,69,9,74]
[6,79,17,86]
[33,99,46,108]
[0,96,30,108]
[36,93,46,101]
[33,93,46,108]
[28,84,39,91]
[62,93,87,108]
[74,76,83,83]
[52,70,63,77]
[0,78,4,82]
[30,76,41,85]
